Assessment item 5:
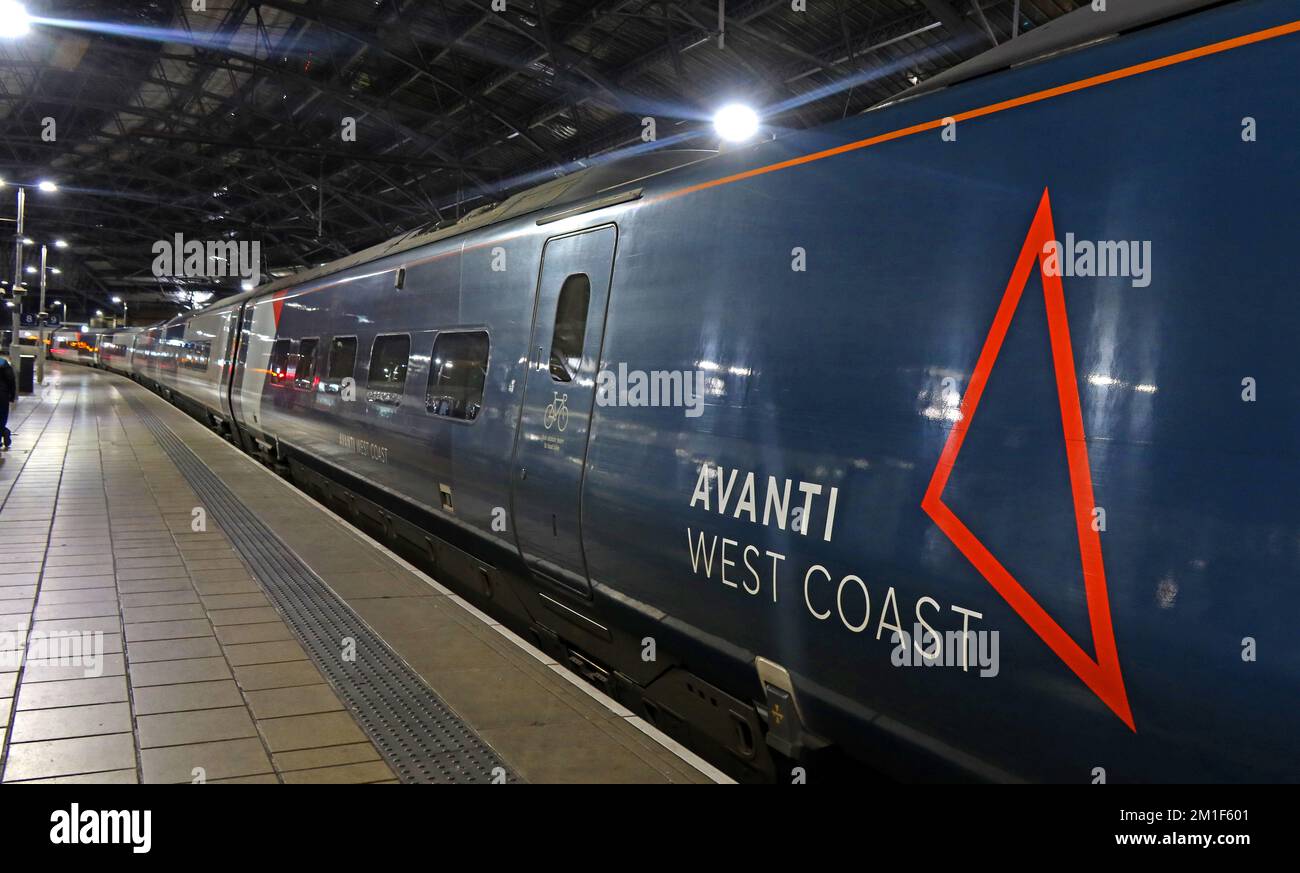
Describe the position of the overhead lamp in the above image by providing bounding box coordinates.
[713,103,759,142]
[54,239,68,248]
[37,180,57,192]
[0,2,32,39]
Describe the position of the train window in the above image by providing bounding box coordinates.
[549,273,590,382]
[269,339,292,386]
[324,336,357,394]
[426,331,489,422]
[327,336,357,379]
[367,334,410,404]
[181,341,211,372]
[295,338,319,390]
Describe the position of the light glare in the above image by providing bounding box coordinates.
[0,2,31,39]
[713,103,759,142]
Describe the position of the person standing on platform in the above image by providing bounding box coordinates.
[0,348,15,449]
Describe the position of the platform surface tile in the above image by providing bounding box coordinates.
[0,363,721,784]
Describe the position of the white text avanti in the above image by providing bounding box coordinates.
[689,462,839,542]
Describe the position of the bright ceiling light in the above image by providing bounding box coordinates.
[0,2,32,39]
[713,103,759,142]
[37,180,57,192]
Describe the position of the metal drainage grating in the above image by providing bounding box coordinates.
[126,394,518,784]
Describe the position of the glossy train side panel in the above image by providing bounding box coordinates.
[229,233,540,564]
[578,0,1300,781]
[100,330,140,377]
[171,307,238,421]
[130,315,236,423]
[49,329,106,365]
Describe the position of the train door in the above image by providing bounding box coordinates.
[220,303,245,427]
[228,302,258,430]
[509,225,617,596]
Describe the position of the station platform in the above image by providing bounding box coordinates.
[0,363,727,784]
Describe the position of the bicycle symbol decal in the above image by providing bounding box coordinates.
[543,392,569,431]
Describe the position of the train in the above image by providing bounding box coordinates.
[49,327,111,366]
[72,0,1300,782]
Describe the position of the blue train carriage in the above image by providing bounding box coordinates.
[154,0,1299,782]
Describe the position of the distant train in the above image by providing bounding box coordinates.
[49,328,109,366]
[85,0,1300,781]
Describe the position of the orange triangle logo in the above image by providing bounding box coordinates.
[921,188,1135,731]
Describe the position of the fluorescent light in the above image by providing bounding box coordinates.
[713,103,759,142]
[0,2,32,39]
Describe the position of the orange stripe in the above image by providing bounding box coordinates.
[655,18,1300,203]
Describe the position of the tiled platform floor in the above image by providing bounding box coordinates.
[0,363,723,784]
